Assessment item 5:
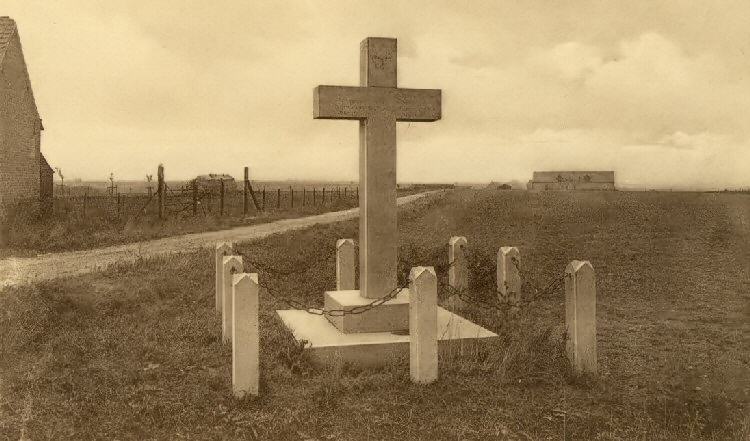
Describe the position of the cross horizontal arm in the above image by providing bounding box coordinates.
[314,86,441,122]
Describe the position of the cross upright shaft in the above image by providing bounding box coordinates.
[314,37,441,299]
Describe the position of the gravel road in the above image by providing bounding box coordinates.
[0,192,434,287]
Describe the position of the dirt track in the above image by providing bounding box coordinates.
[0,192,433,287]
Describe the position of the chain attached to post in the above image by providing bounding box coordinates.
[229,245,566,318]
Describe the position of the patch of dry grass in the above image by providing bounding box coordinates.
[1,189,748,439]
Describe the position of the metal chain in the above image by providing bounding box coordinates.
[226,244,566,317]
[229,246,457,316]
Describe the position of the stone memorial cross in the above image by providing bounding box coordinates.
[314,37,441,299]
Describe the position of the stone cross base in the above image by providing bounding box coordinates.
[276,307,497,368]
[323,289,409,333]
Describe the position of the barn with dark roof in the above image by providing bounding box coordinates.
[0,16,53,217]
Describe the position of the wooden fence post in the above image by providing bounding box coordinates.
[232,272,260,398]
[245,168,261,212]
[262,187,266,210]
[157,165,165,220]
[277,188,281,209]
[565,260,597,375]
[322,187,326,205]
[220,179,225,216]
[243,167,249,216]
[302,188,306,206]
[83,189,88,219]
[117,192,121,218]
[192,180,198,215]
[313,188,316,205]
[290,186,294,208]
[409,266,438,384]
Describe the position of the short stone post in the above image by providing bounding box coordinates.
[409,266,438,384]
[336,239,356,290]
[565,260,597,375]
[215,242,233,313]
[232,272,259,398]
[448,237,468,306]
[497,247,521,306]
[222,255,244,344]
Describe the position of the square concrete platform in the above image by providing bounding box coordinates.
[277,307,498,368]
[324,289,409,333]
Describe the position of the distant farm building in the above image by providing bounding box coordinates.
[527,171,615,191]
[194,174,236,193]
[0,17,52,215]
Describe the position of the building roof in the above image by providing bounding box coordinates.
[0,17,16,66]
[0,17,41,122]
[196,173,235,181]
[40,153,53,172]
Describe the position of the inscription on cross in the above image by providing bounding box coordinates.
[314,37,441,299]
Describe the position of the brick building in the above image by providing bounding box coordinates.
[0,16,52,217]
[527,171,615,191]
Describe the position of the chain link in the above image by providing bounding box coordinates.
[232,248,423,316]
[225,244,565,317]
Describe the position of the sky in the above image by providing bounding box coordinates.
[5,0,750,189]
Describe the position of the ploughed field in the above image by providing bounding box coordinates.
[1,189,747,439]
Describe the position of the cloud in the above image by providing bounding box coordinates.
[656,131,732,150]
[5,0,749,189]
[529,41,602,81]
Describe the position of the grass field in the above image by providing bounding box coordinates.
[1,189,748,439]
[3,185,438,257]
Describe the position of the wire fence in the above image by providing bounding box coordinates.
[13,184,363,223]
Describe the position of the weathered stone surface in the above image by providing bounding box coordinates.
[409,267,438,384]
[313,37,441,300]
[336,239,356,291]
[313,86,441,121]
[565,260,597,375]
[222,255,243,344]
[232,273,259,398]
[497,247,521,305]
[324,289,409,333]
[215,242,233,313]
[361,37,396,88]
[276,307,496,368]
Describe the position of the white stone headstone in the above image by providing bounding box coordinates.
[448,236,468,309]
[222,255,243,344]
[215,242,233,313]
[232,272,259,398]
[497,247,521,306]
[336,239,356,291]
[565,260,597,375]
[409,266,438,384]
